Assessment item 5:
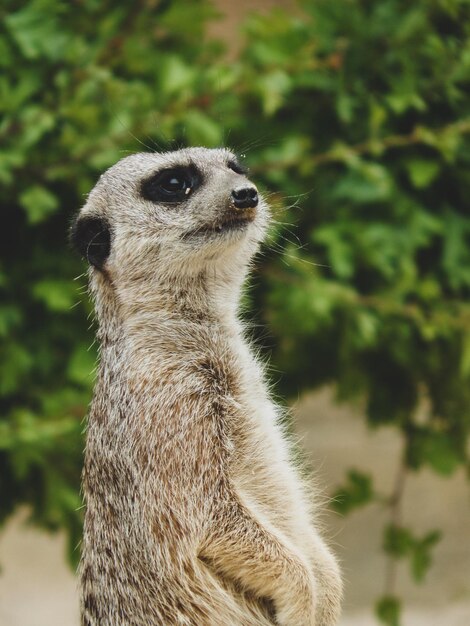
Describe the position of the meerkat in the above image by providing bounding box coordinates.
[71,147,342,626]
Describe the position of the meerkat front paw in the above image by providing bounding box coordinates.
[274,574,317,626]
[314,554,343,626]
[276,600,316,626]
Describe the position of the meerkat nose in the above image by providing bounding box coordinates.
[231,186,259,210]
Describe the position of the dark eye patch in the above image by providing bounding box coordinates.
[227,159,249,176]
[141,165,201,204]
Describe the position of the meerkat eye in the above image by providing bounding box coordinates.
[227,159,248,176]
[141,166,200,204]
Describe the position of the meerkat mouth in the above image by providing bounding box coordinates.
[184,212,255,238]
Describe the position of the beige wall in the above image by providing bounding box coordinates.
[295,390,470,623]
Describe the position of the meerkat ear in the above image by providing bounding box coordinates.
[70,214,111,270]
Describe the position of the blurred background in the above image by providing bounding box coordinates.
[1,1,469,625]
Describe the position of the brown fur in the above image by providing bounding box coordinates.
[74,148,342,625]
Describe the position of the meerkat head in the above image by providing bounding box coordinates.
[71,148,269,285]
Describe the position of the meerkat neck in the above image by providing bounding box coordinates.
[92,264,248,360]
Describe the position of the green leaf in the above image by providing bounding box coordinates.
[0,343,33,396]
[183,110,222,146]
[0,305,22,337]
[5,3,68,60]
[411,530,442,582]
[376,596,401,626]
[383,524,414,558]
[332,469,374,515]
[332,162,393,203]
[313,225,354,279]
[405,159,440,189]
[32,280,79,312]
[0,410,80,452]
[160,55,195,95]
[67,345,96,387]
[19,185,59,224]
[408,430,462,475]
[18,106,55,148]
[258,70,291,115]
[353,310,379,347]
[387,91,426,114]
[441,210,470,291]
[383,524,442,583]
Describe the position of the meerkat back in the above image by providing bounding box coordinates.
[71,147,342,626]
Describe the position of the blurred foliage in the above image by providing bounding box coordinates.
[332,469,375,515]
[376,596,401,626]
[1,0,469,619]
[383,524,442,582]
